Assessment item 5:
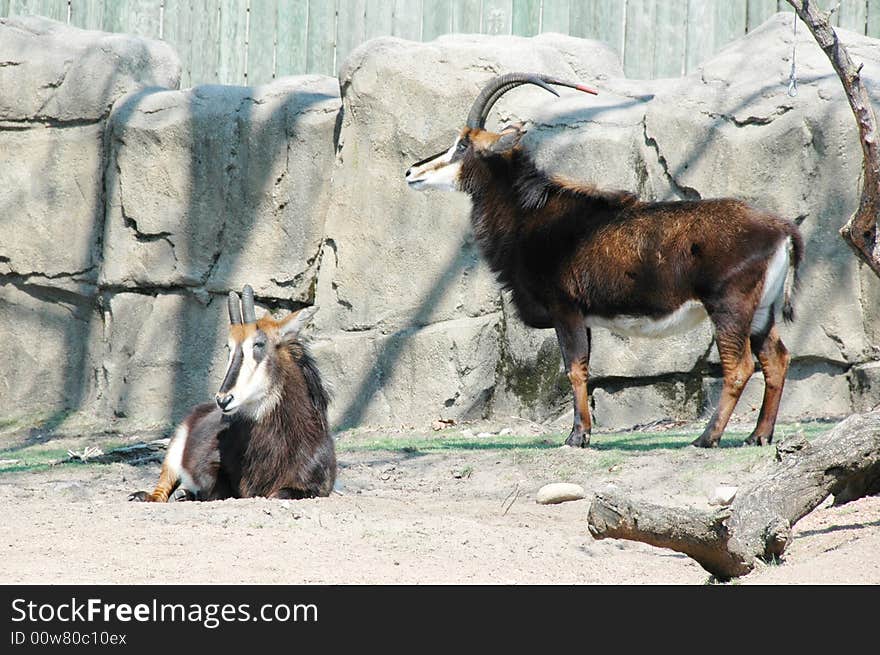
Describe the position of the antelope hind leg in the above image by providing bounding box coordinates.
[744,325,790,446]
[554,315,593,448]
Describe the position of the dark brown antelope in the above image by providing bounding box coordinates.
[406,73,803,448]
[129,286,336,501]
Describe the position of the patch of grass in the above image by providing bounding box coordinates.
[337,432,562,454]
[0,436,130,475]
[0,447,73,474]
[336,421,837,459]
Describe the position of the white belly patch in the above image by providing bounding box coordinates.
[585,300,708,338]
[165,423,197,493]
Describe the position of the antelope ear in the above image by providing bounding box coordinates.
[488,124,525,153]
[278,306,318,339]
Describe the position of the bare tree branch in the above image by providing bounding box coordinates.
[588,411,880,579]
[786,0,880,276]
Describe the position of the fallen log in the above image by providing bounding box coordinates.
[587,411,880,579]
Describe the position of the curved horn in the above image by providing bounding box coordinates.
[241,285,257,324]
[466,73,598,130]
[227,291,242,325]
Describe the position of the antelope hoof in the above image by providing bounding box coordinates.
[744,432,772,447]
[128,491,154,502]
[172,488,195,502]
[564,429,591,448]
[691,433,719,448]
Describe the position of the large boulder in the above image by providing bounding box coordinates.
[101,75,341,302]
[0,16,180,282]
[0,16,180,122]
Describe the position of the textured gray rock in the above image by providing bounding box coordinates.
[99,291,230,426]
[592,378,704,429]
[0,124,103,279]
[702,362,853,422]
[311,313,502,429]
[0,16,180,122]
[0,283,100,419]
[102,76,340,301]
[852,362,880,413]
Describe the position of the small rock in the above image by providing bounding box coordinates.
[536,483,587,505]
[499,428,512,436]
[708,485,738,506]
[477,432,493,438]
[432,418,455,431]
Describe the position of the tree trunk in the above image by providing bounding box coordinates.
[587,410,880,579]
[786,0,880,277]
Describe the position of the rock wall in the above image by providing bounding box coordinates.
[1,13,878,435]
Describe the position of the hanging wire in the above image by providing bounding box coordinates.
[788,13,799,97]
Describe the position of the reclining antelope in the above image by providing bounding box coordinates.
[130,286,336,501]
[406,73,803,448]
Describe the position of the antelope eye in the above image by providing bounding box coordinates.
[456,140,467,152]
[253,340,265,352]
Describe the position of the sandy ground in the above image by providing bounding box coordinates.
[1,420,878,585]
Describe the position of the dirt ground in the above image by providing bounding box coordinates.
[1,418,878,585]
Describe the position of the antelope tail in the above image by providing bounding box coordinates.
[782,230,804,323]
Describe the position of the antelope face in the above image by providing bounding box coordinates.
[216,325,275,418]
[216,286,317,420]
[405,132,470,191]
[405,73,596,192]
[406,126,527,192]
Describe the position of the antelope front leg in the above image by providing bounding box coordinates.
[554,314,592,448]
[128,462,179,502]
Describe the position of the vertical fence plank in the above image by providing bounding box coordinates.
[162,0,191,86]
[714,0,747,44]
[8,0,68,21]
[336,0,365,69]
[276,0,308,76]
[775,0,793,13]
[837,0,868,33]
[69,0,104,30]
[248,0,277,84]
[452,0,480,32]
[365,0,393,39]
[217,0,247,85]
[392,0,420,39]
[747,0,778,30]
[422,0,452,40]
[623,0,657,78]
[307,0,336,74]
[189,0,221,85]
[482,0,512,34]
[685,0,713,72]
[571,1,625,57]
[512,0,540,36]
[541,0,570,33]
[653,0,687,78]
[102,0,162,38]
[869,0,880,36]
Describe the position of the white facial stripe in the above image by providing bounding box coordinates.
[220,334,280,418]
[407,139,462,191]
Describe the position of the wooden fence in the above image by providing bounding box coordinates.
[2,1,878,87]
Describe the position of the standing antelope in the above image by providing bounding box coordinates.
[406,73,803,448]
[129,286,336,501]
